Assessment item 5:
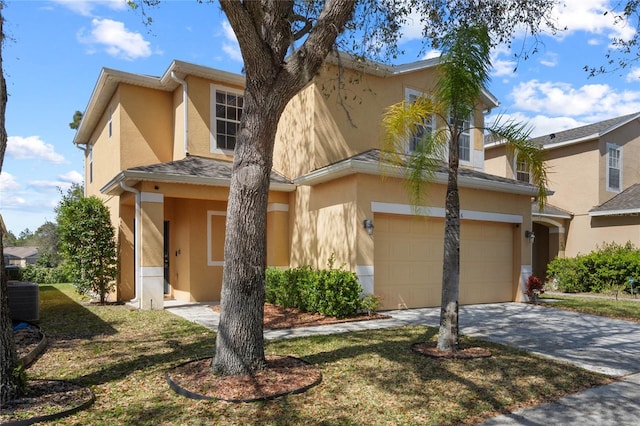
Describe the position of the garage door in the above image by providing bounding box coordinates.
[374,213,514,309]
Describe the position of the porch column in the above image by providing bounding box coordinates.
[140,192,164,310]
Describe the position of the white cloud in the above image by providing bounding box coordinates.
[539,52,558,68]
[550,0,635,42]
[221,21,242,62]
[421,49,440,60]
[51,0,127,17]
[0,171,21,192]
[7,136,67,164]
[78,18,151,60]
[509,79,640,119]
[59,170,84,184]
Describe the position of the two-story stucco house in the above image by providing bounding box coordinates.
[485,112,640,279]
[74,55,540,310]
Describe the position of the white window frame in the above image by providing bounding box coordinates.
[210,84,244,154]
[88,144,93,184]
[404,88,435,154]
[449,112,473,166]
[606,143,622,192]
[513,151,531,183]
[108,107,113,138]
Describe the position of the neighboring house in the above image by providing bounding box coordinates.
[485,112,640,279]
[4,247,40,267]
[74,55,539,310]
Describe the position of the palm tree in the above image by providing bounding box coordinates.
[382,25,548,353]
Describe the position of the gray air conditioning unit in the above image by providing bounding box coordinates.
[7,281,40,323]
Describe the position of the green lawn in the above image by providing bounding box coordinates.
[20,284,610,425]
[541,293,640,322]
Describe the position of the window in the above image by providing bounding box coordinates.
[405,88,434,153]
[89,145,93,184]
[449,113,472,163]
[515,155,530,183]
[108,107,113,138]
[607,143,622,192]
[211,85,244,152]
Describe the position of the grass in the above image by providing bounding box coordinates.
[541,293,640,322]
[23,284,610,425]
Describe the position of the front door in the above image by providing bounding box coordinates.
[163,221,170,295]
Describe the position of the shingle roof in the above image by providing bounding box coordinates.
[530,112,640,147]
[306,149,542,193]
[532,202,573,218]
[127,155,292,185]
[589,183,640,215]
[4,247,39,259]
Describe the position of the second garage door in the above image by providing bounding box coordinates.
[374,213,515,310]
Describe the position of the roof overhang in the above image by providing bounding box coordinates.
[295,158,540,197]
[101,169,296,196]
[74,60,246,146]
[589,208,640,217]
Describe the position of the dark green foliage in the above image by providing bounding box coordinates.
[56,189,118,303]
[21,263,72,284]
[547,242,640,294]
[265,262,364,318]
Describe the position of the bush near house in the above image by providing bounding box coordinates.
[21,263,72,284]
[547,242,640,294]
[265,260,368,318]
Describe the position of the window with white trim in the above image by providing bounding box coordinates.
[607,143,622,192]
[211,85,244,152]
[89,145,93,184]
[449,112,473,163]
[405,88,435,153]
[515,156,530,183]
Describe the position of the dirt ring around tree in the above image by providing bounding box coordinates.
[411,342,492,359]
[15,323,47,368]
[166,355,322,403]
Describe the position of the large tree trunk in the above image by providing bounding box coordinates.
[212,0,355,376]
[0,3,21,406]
[438,130,461,352]
[212,90,283,375]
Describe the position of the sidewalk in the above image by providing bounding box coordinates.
[166,301,640,425]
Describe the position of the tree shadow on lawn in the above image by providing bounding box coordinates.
[38,284,118,339]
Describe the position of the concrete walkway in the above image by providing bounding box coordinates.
[165,301,640,425]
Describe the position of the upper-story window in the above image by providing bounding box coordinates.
[108,107,113,138]
[449,113,473,163]
[405,88,434,153]
[211,85,244,153]
[607,143,622,192]
[89,144,93,184]
[514,155,530,183]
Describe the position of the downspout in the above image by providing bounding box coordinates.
[120,181,141,307]
[74,143,88,197]
[171,71,189,156]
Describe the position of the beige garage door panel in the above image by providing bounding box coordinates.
[374,213,513,309]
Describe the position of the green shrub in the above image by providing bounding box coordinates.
[546,242,640,294]
[21,264,73,284]
[265,257,365,318]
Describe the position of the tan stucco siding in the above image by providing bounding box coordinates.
[598,123,640,203]
[565,214,640,256]
[86,95,121,198]
[119,84,173,169]
[544,141,599,214]
[290,176,358,270]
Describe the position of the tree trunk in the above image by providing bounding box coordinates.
[212,89,283,376]
[0,3,21,406]
[438,130,461,352]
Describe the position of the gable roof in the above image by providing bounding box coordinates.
[295,149,542,196]
[589,183,640,216]
[4,246,40,259]
[531,112,640,150]
[101,155,295,196]
[76,55,499,148]
[532,202,573,219]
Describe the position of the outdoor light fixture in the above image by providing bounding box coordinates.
[363,219,374,236]
[525,230,535,244]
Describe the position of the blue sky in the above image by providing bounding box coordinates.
[1,0,639,235]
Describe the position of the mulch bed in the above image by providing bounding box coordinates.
[211,303,390,329]
[0,379,95,424]
[411,342,492,359]
[167,356,322,402]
